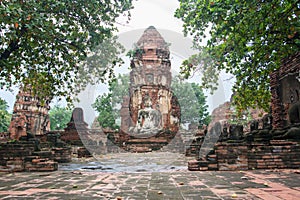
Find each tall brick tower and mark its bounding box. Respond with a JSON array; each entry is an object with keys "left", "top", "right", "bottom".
[
  {"left": 9, "top": 86, "right": 50, "bottom": 140},
  {"left": 121, "top": 26, "right": 180, "bottom": 135}
]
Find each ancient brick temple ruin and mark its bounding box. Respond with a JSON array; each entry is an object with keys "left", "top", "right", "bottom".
[
  {"left": 109, "top": 26, "right": 181, "bottom": 152},
  {"left": 188, "top": 53, "right": 300, "bottom": 171},
  {"left": 124, "top": 26, "right": 180, "bottom": 134},
  {"left": 0, "top": 86, "right": 73, "bottom": 172},
  {"left": 9, "top": 85, "right": 50, "bottom": 140},
  {"left": 270, "top": 52, "right": 300, "bottom": 129}
]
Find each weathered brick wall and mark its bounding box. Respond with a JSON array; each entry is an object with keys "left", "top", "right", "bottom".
[
  {"left": 248, "top": 140, "right": 300, "bottom": 169},
  {"left": 188, "top": 139, "right": 300, "bottom": 171},
  {"left": 0, "top": 141, "right": 58, "bottom": 172},
  {"left": 270, "top": 52, "right": 300, "bottom": 129},
  {"left": 105, "top": 130, "right": 172, "bottom": 153},
  {"left": 60, "top": 130, "right": 82, "bottom": 145},
  {"left": 216, "top": 143, "right": 248, "bottom": 171},
  {"left": 9, "top": 85, "right": 50, "bottom": 139},
  {"left": 52, "top": 147, "right": 72, "bottom": 163}
]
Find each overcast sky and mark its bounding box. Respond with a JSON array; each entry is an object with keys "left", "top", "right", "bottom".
[{"left": 117, "top": 0, "right": 183, "bottom": 33}]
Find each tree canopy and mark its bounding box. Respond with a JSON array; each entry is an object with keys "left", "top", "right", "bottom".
[
  {"left": 108, "top": 73, "right": 130, "bottom": 111},
  {"left": 92, "top": 74, "right": 129, "bottom": 130},
  {"left": 175, "top": 0, "right": 300, "bottom": 112},
  {"left": 0, "top": 0, "right": 133, "bottom": 101},
  {"left": 0, "top": 98, "right": 11, "bottom": 132},
  {"left": 49, "top": 105, "right": 72, "bottom": 130},
  {"left": 92, "top": 93, "right": 119, "bottom": 130},
  {"left": 172, "top": 77, "right": 210, "bottom": 126}
]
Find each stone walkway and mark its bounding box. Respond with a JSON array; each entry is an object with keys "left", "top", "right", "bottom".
[{"left": 0, "top": 153, "right": 300, "bottom": 199}]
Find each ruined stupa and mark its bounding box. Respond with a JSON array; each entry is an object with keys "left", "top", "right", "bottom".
[
  {"left": 9, "top": 86, "right": 50, "bottom": 140},
  {"left": 121, "top": 26, "right": 180, "bottom": 137}
]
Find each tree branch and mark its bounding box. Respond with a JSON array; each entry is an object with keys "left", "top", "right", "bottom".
[
  {"left": 0, "top": 40, "right": 20, "bottom": 61},
  {"left": 0, "top": 27, "right": 27, "bottom": 61}
]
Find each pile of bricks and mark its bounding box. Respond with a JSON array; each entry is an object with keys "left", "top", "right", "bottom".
[
  {"left": 188, "top": 154, "right": 218, "bottom": 171},
  {"left": 77, "top": 147, "right": 92, "bottom": 158},
  {"left": 52, "top": 147, "right": 72, "bottom": 163},
  {"left": 188, "top": 160, "right": 204, "bottom": 171},
  {"left": 24, "top": 156, "right": 58, "bottom": 172},
  {"left": 0, "top": 141, "right": 58, "bottom": 172}
]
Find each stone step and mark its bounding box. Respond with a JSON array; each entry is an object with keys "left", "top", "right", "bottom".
[
  {"left": 33, "top": 151, "right": 53, "bottom": 159},
  {"left": 126, "top": 138, "right": 168, "bottom": 144},
  {"left": 25, "top": 160, "right": 58, "bottom": 172},
  {"left": 24, "top": 154, "right": 58, "bottom": 172}
]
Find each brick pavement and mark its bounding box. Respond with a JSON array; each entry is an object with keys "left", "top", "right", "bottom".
[{"left": 0, "top": 153, "right": 299, "bottom": 199}]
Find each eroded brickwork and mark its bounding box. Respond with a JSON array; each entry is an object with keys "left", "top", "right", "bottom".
[
  {"left": 188, "top": 140, "right": 300, "bottom": 171},
  {"left": 121, "top": 26, "right": 180, "bottom": 134},
  {"left": 270, "top": 52, "right": 300, "bottom": 128},
  {"left": 0, "top": 141, "right": 58, "bottom": 172},
  {"left": 9, "top": 86, "right": 50, "bottom": 140},
  {"left": 108, "top": 26, "right": 181, "bottom": 152},
  {"left": 61, "top": 107, "right": 87, "bottom": 145}
]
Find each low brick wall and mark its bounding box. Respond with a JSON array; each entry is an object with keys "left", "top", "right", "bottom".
[
  {"left": 216, "top": 143, "right": 248, "bottom": 171},
  {"left": 77, "top": 147, "right": 92, "bottom": 158},
  {"left": 0, "top": 141, "right": 35, "bottom": 172},
  {"left": 52, "top": 147, "right": 72, "bottom": 163},
  {"left": 248, "top": 140, "right": 300, "bottom": 169},
  {"left": 0, "top": 140, "right": 72, "bottom": 172},
  {"left": 0, "top": 141, "right": 58, "bottom": 172},
  {"left": 188, "top": 140, "right": 300, "bottom": 171},
  {"left": 24, "top": 156, "right": 58, "bottom": 172}
]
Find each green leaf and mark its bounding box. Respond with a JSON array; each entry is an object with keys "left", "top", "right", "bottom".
[{"left": 175, "top": 0, "right": 300, "bottom": 112}]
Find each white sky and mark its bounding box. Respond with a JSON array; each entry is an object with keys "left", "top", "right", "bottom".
[
  {"left": 0, "top": 0, "right": 233, "bottom": 125},
  {"left": 116, "top": 0, "right": 183, "bottom": 33}
]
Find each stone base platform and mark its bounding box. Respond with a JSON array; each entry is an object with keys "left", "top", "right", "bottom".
[{"left": 106, "top": 130, "right": 177, "bottom": 153}]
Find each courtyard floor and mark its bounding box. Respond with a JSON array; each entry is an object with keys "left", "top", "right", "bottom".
[{"left": 0, "top": 152, "right": 300, "bottom": 199}]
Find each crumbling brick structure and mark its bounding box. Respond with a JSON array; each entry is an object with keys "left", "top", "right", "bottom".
[
  {"left": 187, "top": 53, "right": 300, "bottom": 171},
  {"left": 61, "top": 107, "right": 88, "bottom": 144},
  {"left": 270, "top": 52, "right": 300, "bottom": 129},
  {"left": 103, "top": 26, "right": 181, "bottom": 152},
  {"left": 121, "top": 26, "right": 180, "bottom": 134},
  {"left": 9, "top": 86, "right": 50, "bottom": 140},
  {"left": 188, "top": 139, "right": 300, "bottom": 171}
]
